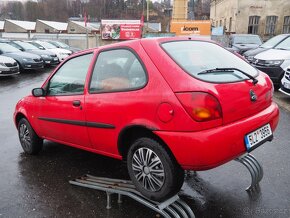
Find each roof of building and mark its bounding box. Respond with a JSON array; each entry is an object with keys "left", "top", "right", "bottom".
[
  {"left": 37, "top": 20, "right": 68, "bottom": 31},
  {"left": 5, "top": 19, "right": 36, "bottom": 30},
  {"left": 70, "top": 21, "right": 100, "bottom": 31}
]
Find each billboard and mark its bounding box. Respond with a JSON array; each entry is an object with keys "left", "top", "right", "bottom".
[
  {"left": 101, "top": 20, "right": 142, "bottom": 40},
  {"left": 170, "top": 20, "right": 211, "bottom": 36}
]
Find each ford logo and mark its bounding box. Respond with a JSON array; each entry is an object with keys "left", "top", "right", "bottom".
[{"left": 250, "top": 90, "right": 257, "bottom": 102}]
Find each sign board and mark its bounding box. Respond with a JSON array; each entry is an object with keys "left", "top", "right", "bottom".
[
  {"left": 170, "top": 20, "right": 211, "bottom": 36},
  {"left": 101, "top": 20, "right": 142, "bottom": 40},
  {"left": 212, "top": 26, "right": 224, "bottom": 36}
]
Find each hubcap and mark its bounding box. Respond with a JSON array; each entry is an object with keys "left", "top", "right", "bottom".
[
  {"left": 19, "top": 124, "right": 31, "bottom": 151},
  {"left": 132, "top": 147, "right": 165, "bottom": 192}
]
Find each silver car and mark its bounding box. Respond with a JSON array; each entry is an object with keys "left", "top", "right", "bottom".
[{"left": 0, "top": 55, "right": 20, "bottom": 76}]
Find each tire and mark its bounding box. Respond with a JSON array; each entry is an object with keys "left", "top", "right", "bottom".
[
  {"left": 127, "top": 137, "right": 184, "bottom": 201},
  {"left": 18, "top": 118, "right": 43, "bottom": 155}
]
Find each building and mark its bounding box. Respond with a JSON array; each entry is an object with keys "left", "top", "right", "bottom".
[
  {"left": 35, "top": 20, "right": 68, "bottom": 33},
  {"left": 67, "top": 21, "right": 99, "bottom": 34},
  {"left": 210, "top": 0, "right": 290, "bottom": 39},
  {"left": 4, "top": 19, "right": 36, "bottom": 33}
]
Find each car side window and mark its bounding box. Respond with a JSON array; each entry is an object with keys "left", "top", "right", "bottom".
[
  {"left": 89, "top": 49, "right": 147, "bottom": 93},
  {"left": 47, "top": 53, "right": 93, "bottom": 96}
]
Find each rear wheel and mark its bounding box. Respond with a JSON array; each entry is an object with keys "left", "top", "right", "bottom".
[
  {"left": 127, "top": 137, "right": 184, "bottom": 201},
  {"left": 18, "top": 118, "right": 43, "bottom": 155}
]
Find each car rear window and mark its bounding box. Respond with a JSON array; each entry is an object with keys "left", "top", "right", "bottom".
[{"left": 161, "top": 41, "right": 259, "bottom": 83}]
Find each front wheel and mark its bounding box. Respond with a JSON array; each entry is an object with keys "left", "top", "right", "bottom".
[
  {"left": 127, "top": 137, "right": 184, "bottom": 201},
  {"left": 18, "top": 118, "right": 43, "bottom": 155}
]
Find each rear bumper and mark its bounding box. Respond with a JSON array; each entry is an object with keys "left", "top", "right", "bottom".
[{"left": 154, "top": 102, "right": 279, "bottom": 171}]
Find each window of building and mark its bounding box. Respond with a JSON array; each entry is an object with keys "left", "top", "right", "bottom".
[
  {"left": 283, "top": 16, "right": 290, "bottom": 34},
  {"left": 216, "top": 21, "right": 218, "bottom": 27},
  {"left": 224, "top": 18, "right": 227, "bottom": 30},
  {"left": 220, "top": 20, "right": 222, "bottom": 26},
  {"left": 229, "top": 17, "right": 232, "bottom": 32},
  {"left": 248, "top": 16, "right": 260, "bottom": 34},
  {"left": 265, "top": 16, "right": 278, "bottom": 35}
]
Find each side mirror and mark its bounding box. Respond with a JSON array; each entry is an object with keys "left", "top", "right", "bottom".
[
  {"left": 32, "top": 88, "right": 45, "bottom": 97},
  {"left": 40, "top": 46, "right": 45, "bottom": 50},
  {"left": 20, "top": 48, "right": 24, "bottom": 51}
]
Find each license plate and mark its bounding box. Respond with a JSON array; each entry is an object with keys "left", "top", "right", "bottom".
[
  {"left": 283, "top": 81, "right": 290, "bottom": 89},
  {"left": 244, "top": 124, "right": 272, "bottom": 151},
  {"left": 54, "top": 57, "right": 58, "bottom": 61}
]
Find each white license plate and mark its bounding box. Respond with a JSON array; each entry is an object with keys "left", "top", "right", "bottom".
[
  {"left": 283, "top": 81, "right": 290, "bottom": 89},
  {"left": 244, "top": 124, "right": 272, "bottom": 150},
  {"left": 54, "top": 57, "right": 58, "bottom": 61}
]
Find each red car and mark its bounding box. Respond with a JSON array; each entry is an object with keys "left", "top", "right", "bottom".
[{"left": 14, "top": 37, "right": 279, "bottom": 201}]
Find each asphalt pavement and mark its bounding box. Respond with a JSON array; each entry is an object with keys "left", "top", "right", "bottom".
[{"left": 1, "top": 69, "right": 290, "bottom": 218}]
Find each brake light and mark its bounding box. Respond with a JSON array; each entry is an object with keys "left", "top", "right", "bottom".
[{"left": 176, "top": 92, "right": 222, "bottom": 122}]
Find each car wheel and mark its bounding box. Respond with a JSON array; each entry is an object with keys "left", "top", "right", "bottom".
[
  {"left": 127, "top": 137, "right": 184, "bottom": 201},
  {"left": 18, "top": 118, "right": 43, "bottom": 155}
]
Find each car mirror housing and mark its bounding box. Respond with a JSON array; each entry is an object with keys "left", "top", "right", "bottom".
[{"left": 32, "top": 88, "right": 45, "bottom": 97}]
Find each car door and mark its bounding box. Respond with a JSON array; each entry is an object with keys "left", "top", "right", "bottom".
[
  {"left": 34, "top": 52, "right": 94, "bottom": 148},
  {"left": 85, "top": 48, "right": 147, "bottom": 156}
]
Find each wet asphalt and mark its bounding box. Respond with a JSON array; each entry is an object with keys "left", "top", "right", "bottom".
[{"left": 0, "top": 68, "right": 290, "bottom": 218}]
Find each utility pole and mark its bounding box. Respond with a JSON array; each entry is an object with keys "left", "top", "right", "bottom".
[{"left": 147, "top": 0, "right": 150, "bottom": 29}]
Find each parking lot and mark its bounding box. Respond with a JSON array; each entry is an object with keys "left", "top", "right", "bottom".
[{"left": 1, "top": 68, "right": 290, "bottom": 218}]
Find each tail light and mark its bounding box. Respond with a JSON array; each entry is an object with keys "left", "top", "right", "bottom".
[{"left": 176, "top": 92, "right": 222, "bottom": 122}]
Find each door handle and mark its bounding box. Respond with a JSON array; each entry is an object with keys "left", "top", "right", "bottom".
[{"left": 72, "top": 100, "right": 81, "bottom": 107}]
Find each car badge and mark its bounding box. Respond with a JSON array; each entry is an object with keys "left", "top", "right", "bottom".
[{"left": 250, "top": 90, "right": 257, "bottom": 102}]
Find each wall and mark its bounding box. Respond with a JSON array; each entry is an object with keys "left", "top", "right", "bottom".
[{"left": 4, "top": 21, "right": 27, "bottom": 33}]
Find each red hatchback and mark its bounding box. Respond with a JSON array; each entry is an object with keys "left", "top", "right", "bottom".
[{"left": 14, "top": 37, "right": 279, "bottom": 201}]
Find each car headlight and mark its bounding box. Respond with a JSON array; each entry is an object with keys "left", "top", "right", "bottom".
[
  {"left": 264, "top": 60, "right": 284, "bottom": 66},
  {"left": 246, "top": 56, "right": 254, "bottom": 61},
  {"left": 22, "top": 58, "right": 33, "bottom": 62},
  {"left": 41, "top": 54, "right": 49, "bottom": 58}
]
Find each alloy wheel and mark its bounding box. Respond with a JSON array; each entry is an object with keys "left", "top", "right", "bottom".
[{"left": 19, "top": 123, "right": 31, "bottom": 151}]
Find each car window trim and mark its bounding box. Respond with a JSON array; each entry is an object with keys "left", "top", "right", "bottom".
[{"left": 88, "top": 46, "right": 148, "bottom": 94}]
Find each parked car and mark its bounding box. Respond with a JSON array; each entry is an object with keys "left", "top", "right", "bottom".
[
  {"left": 45, "top": 40, "right": 81, "bottom": 53},
  {"left": 228, "top": 34, "right": 263, "bottom": 55},
  {"left": 14, "top": 38, "right": 279, "bottom": 201},
  {"left": 8, "top": 40, "right": 59, "bottom": 66},
  {"left": 279, "top": 66, "right": 290, "bottom": 96},
  {"left": 251, "top": 36, "right": 290, "bottom": 87},
  {"left": 0, "top": 55, "right": 20, "bottom": 76},
  {"left": 0, "top": 42, "right": 44, "bottom": 71},
  {"left": 28, "top": 40, "right": 72, "bottom": 62},
  {"left": 244, "top": 34, "right": 290, "bottom": 63}
]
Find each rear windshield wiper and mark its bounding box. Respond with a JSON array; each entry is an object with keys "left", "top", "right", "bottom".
[{"left": 198, "top": 68, "right": 258, "bottom": 85}]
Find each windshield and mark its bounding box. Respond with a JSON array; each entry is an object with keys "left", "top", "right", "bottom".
[
  {"left": 161, "top": 41, "right": 258, "bottom": 83},
  {"left": 275, "top": 37, "right": 290, "bottom": 50},
  {"left": 0, "top": 43, "right": 21, "bottom": 53},
  {"left": 53, "top": 41, "right": 69, "bottom": 48},
  {"left": 36, "top": 41, "right": 57, "bottom": 49},
  {"left": 233, "top": 35, "right": 262, "bottom": 45},
  {"left": 261, "top": 35, "right": 288, "bottom": 48},
  {"left": 15, "top": 41, "right": 39, "bottom": 50}
]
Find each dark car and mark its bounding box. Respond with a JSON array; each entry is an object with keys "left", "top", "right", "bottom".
[
  {"left": 7, "top": 40, "right": 59, "bottom": 66},
  {"left": 244, "top": 34, "right": 290, "bottom": 63},
  {"left": 0, "top": 42, "right": 44, "bottom": 71},
  {"left": 46, "top": 40, "right": 81, "bottom": 53},
  {"left": 228, "top": 34, "right": 263, "bottom": 55},
  {"left": 14, "top": 37, "right": 279, "bottom": 201}
]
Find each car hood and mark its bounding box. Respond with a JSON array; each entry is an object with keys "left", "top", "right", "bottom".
[
  {"left": 0, "top": 55, "right": 16, "bottom": 64},
  {"left": 233, "top": 44, "right": 260, "bottom": 51},
  {"left": 243, "top": 47, "right": 268, "bottom": 56},
  {"left": 254, "top": 49, "right": 290, "bottom": 60},
  {"left": 27, "top": 49, "right": 55, "bottom": 56},
  {"left": 47, "top": 48, "right": 71, "bottom": 54},
  {"left": 3, "top": 51, "right": 41, "bottom": 60}
]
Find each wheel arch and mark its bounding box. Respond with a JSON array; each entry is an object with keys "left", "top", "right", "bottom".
[
  {"left": 15, "top": 112, "right": 27, "bottom": 127},
  {"left": 117, "top": 125, "right": 178, "bottom": 164}
]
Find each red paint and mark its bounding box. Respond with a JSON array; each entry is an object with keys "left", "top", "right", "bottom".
[{"left": 14, "top": 38, "right": 279, "bottom": 170}]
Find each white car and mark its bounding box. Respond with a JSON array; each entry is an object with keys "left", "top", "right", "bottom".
[
  {"left": 0, "top": 55, "right": 20, "bottom": 76},
  {"left": 28, "top": 40, "right": 72, "bottom": 62},
  {"left": 279, "top": 66, "right": 290, "bottom": 96},
  {"left": 251, "top": 36, "right": 290, "bottom": 87}
]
